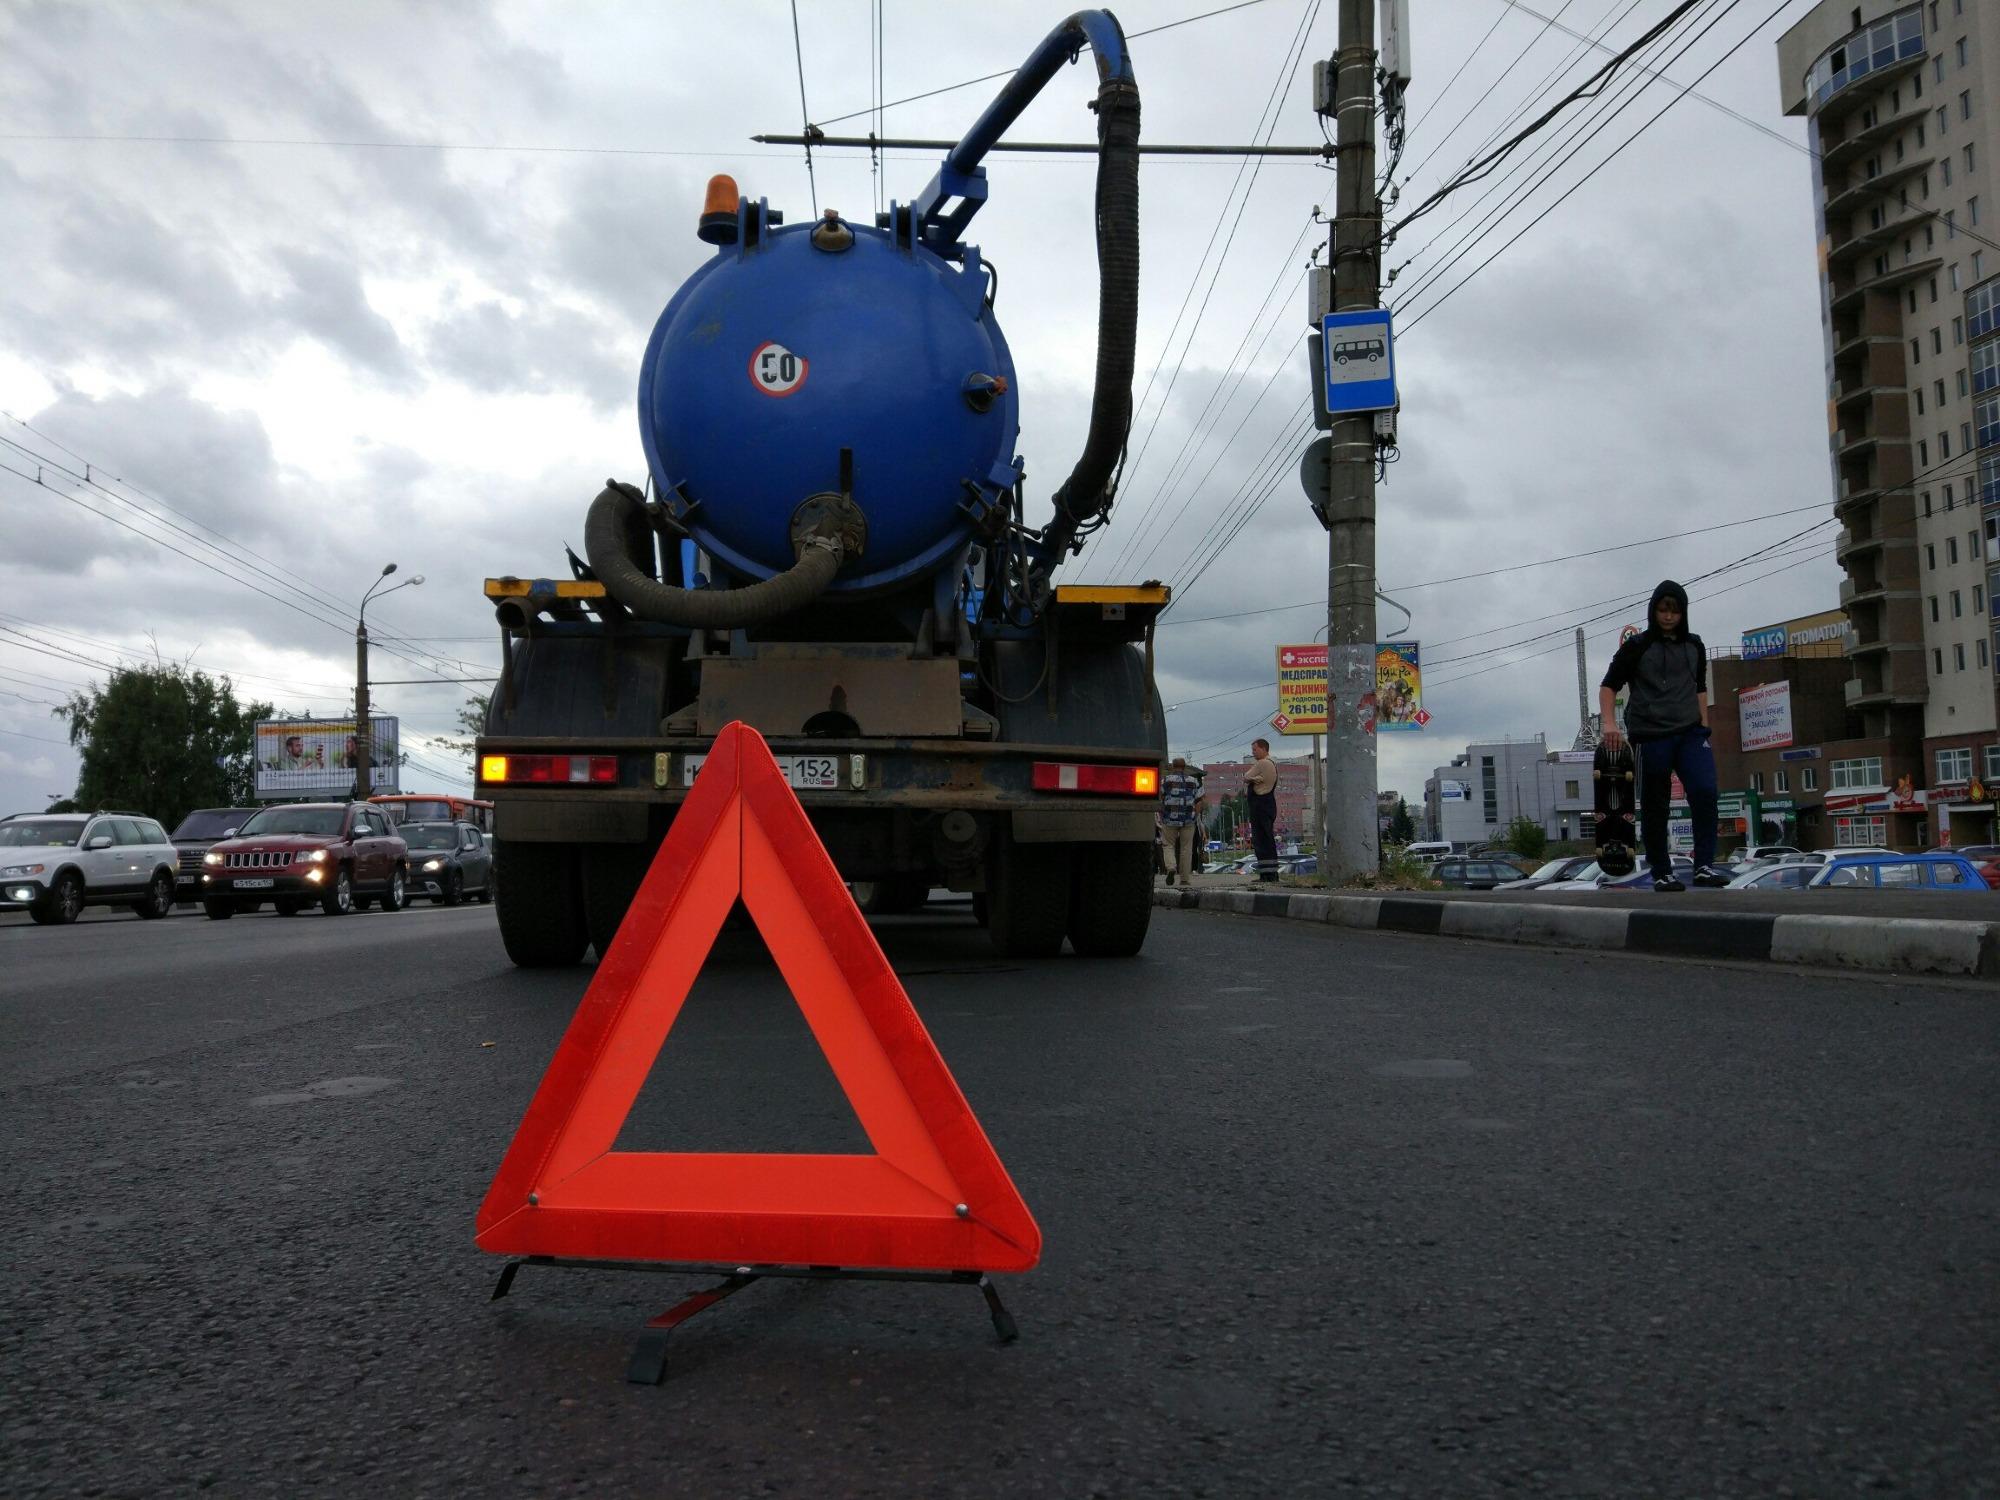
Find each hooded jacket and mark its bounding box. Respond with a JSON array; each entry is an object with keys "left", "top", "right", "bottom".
[{"left": 1601, "top": 580, "right": 1706, "bottom": 742}]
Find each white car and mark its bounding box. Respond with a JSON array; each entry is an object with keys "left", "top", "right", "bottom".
[
  {"left": 0, "top": 811, "right": 181, "bottom": 924},
  {"left": 1725, "top": 862, "right": 1816, "bottom": 891}
]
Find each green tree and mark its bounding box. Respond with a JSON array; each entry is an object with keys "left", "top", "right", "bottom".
[
  {"left": 1389, "top": 797, "right": 1416, "bottom": 844},
  {"left": 58, "top": 664, "right": 273, "bottom": 829},
  {"left": 435, "top": 691, "right": 492, "bottom": 770},
  {"left": 1505, "top": 814, "right": 1548, "bottom": 862}
]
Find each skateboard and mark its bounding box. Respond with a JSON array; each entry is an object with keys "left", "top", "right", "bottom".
[{"left": 1592, "top": 741, "right": 1637, "bottom": 878}]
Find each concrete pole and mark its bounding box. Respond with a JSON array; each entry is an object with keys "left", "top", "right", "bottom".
[
  {"left": 1321, "top": 0, "right": 1379, "bottom": 882},
  {"left": 1311, "top": 732, "right": 1324, "bottom": 851},
  {"left": 354, "top": 621, "right": 371, "bottom": 802}
]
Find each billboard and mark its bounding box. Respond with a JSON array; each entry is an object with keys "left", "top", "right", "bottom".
[
  {"left": 1376, "top": 641, "right": 1424, "bottom": 729},
  {"left": 1743, "top": 609, "right": 1849, "bottom": 659},
  {"left": 254, "top": 718, "right": 399, "bottom": 799},
  {"left": 1738, "top": 681, "right": 1795, "bottom": 752},
  {"left": 1439, "top": 780, "right": 1467, "bottom": 801},
  {"left": 1274, "top": 644, "right": 1328, "bottom": 735}
]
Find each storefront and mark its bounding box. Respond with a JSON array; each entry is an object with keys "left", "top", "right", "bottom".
[
  {"left": 1930, "top": 780, "right": 1996, "bottom": 848},
  {"left": 1823, "top": 782, "right": 1929, "bottom": 851}
]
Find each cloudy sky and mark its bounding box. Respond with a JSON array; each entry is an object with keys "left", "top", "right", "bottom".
[{"left": 0, "top": 0, "right": 1832, "bottom": 817}]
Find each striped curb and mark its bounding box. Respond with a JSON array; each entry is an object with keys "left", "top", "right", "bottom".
[{"left": 1153, "top": 886, "right": 2000, "bottom": 980}]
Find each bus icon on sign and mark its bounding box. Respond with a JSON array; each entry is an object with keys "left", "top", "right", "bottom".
[{"left": 1330, "top": 338, "right": 1384, "bottom": 365}]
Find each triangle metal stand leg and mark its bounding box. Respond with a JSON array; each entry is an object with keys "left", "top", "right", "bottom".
[{"left": 488, "top": 1257, "right": 1022, "bottom": 1384}]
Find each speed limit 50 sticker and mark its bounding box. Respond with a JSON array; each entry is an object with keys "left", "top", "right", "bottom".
[{"left": 749, "top": 341, "right": 808, "bottom": 397}]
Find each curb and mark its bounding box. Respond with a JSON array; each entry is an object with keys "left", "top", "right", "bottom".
[{"left": 1153, "top": 887, "right": 2000, "bottom": 980}]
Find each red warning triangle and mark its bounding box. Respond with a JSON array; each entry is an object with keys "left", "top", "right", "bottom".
[{"left": 475, "top": 721, "right": 1041, "bottom": 1273}]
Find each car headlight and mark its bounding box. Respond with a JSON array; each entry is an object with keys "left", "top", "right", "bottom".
[
  {"left": 203, "top": 851, "right": 224, "bottom": 866},
  {"left": 307, "top": 849, "right": 329, "bottom": 863},
  {"left": 0, "top": 863, "right": 45, "bottom": 878},
  {"left": 422, "top": 858, "right": 443, "bottom": 872}
]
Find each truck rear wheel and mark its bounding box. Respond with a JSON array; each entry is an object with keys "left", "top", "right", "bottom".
[
  {"left": 1067, "top": 841, "right": 1153, "bottom": 958},
  {"left": 583, "top": 844, "right": 652, "bottom": 960},
  {"left": 495, "top": 840, "right": 588, "bottom": 966},
  {"left": 987, "top": 833, "right": 1072, "bottom": 959}
]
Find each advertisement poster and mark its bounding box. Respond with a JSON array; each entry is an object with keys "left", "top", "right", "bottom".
[
  {"left": 1738, "top": 681, "right": 1795, "bottom": 752},
  {"left": 1273, "top": 644, "right": 1328, "bottom": 735},
  {"left": 254, "top": 718, "right": 399, "bottom": 799},
  {"left": 1375, "top": 641, "right": 1424, "bottom": 729}
]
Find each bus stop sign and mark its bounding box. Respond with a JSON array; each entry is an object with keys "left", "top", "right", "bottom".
[{"left": 1320, "top": 308, "right": 1396, "bottom": 415}]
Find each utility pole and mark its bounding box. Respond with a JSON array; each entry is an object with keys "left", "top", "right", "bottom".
[
  {"left": 355, "top": 619, "right": 372, "bottom": 802},
  {"left": 1320, "top": 0, "right": 1381, "bottom": 882}
]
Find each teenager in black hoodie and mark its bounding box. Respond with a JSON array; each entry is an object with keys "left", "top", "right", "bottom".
[{"left": 1597, "top": 581, "right": 1727, "bottom": 890}]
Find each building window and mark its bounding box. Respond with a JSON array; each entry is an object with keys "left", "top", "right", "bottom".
[
  {"left": 1975, "top": 338, "right": 2000, "bottom": 390},
  {"left": 1931, "top": 595, "right": 1941, "bottom": 622},
  {"left": 1935, "top": 328, "right": 1946, "bottom": 355},
  {"left": 1978, "top": 252, "right": 1987, "bottom": 279},
  {"left": 1954, "top": 310, "right": 1965, "bottom": 339},
  {"left": 1966, "top": 421, "right": 1975, "bottom": 451},
  {"left": 1968, "top": 142, "right": 1977, "bottom": 173},
  {"left": 1912, "top": 337, "right": 1923, "bottom": 364},
  {"left": 1956, "top": 643, "right": 1967, "bottom": 670},
  {"left": 1910, "top": 286, "right": 1921, "bottom": 314},
  {"left": 1928, "top": 543, "right": 1938, "bottom": 569},
  {"left": 1921, "top": 439, "right": 1931, "bottom": 465},
  {"left": 1930, "top": 276, "right": 1939, "bottom": 302},
  {"left": 1834, "top": 815, "right": 1887, "bottom": 847},
  {"left": 1803, "top": 767, "right": 1819, "bottom": 791},
  {"left": 1750, "top": 771, "right": 1764, "bottom": 793},
  {"left": 1974, "top": 196, "right": 1983, "bottom": 227},
  {"left": 1926, "top": 490, "right": 1935, "bottom": 516},
  {"left": 1564, "top": 779, "right": 1580, "bottom": 799},
  {"left": 1942, "top": 430, "right": 1952, "bottom": 458},
  {"left": 1937, "top": 376, "right": 1949, "bottom": 405},
  {"left": 1986, "top": 745, "right": 2000, "bottom": 781},
  {"left": 1947, "top": 209, "right": 1957, "bottom": 237},
  {"left": 1949, "top": 536, "right": 1960, "bottom": 563},
  {"left": 1961, "top": 91, "right": 1972, "bottom": 122},
  {"left": 1937, "top": 747, "right": 1973, "bottom": 781},
  {"left": 1918, "top": 388, "right": 1927, "bottom": 416},
  {"left": 1982, "top": 639, "right": 1991, "bottom": 669},
  {"left": 1985, "top": 452, "right": 2000, "bottom": 504},
  {"left": 1940, "top": 105, "right": 1950, "bottom": 134},
  {"left": 1832, "top": 757, "right": 1884, "bottom": 790},
  {"left": 1977, "top": 585, "right": 1986, "bottom": 613},
  {"left": 1974, "top": 528, "right": 1983, "bottom": 559},
  {"left": 1952, "top": 589, "right": 1963, "bottom": 617},
  {"left": 1775, "top": 770, "right": 1790, "bottom": 794},
  {"left": 1978, "top": 395, "right": 2000, "bottom": 446},
  {"left": 1957, "top": 37, "right": 1968, "bottom": 66},
  {"left": 1935, "top": 646, "right": 1946, "bottom": 673},
  {"left": 1945, "top": 157, "right": 1955, "bottom": 187}
]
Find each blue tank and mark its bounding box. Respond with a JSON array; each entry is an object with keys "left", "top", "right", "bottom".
[{"left": 638, "top": 199, "right": 1020, "bottom": 597}]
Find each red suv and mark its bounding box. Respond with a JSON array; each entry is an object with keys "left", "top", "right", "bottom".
[{"left": 199, "top": 802, "right": 409, "bottom": 918}]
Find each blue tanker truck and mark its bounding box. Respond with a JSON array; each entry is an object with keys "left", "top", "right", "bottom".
[{"left": 476, "top": 12, "right": 1166, "bottom": 964}]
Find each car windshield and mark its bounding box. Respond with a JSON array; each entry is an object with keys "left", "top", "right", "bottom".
[
  {"left": 381, "top": 800, "right": 452, "bottom": 823},
  {"left": 1526, "top": 859, "right": 1570, "bottom": 879},
  {"left": 172, "top": 809, "right": 248, "bottom": 840},
  {"left": 0, "top": 818, "right": 82, "bottom": 847},
  {"left": 235, "top": 807, "right": 344, "bottom": 837},
  {"left": 402, "top": 826, "right": 458, "bottom": 851}
]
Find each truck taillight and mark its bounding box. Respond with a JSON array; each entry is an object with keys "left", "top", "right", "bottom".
[
  {"left": 1031, "top": 761, "right": 1159, "bottom": 796},
  {"left": 480, "top": 755, "right": 619, "bottom": 786}
]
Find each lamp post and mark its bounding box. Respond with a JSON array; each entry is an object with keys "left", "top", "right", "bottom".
[{"left": 355, "top": 563, "right": 424, "bottom": 801}]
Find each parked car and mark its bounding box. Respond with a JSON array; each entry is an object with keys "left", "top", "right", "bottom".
[
  {"left": 1725, "top": 844, "right": 1802, "bottom": 863},
  {"left": 399, "top": 820, "right": 495, "bottom": 905},
  {"left": 1724, "top": 862, "right": 1817, "bottom": 891},
  {"left": 199, "top": 802, "right": 409, "bottom": 918},
  {"left": 1807, "top": 852, "right": 1993, "bottom": 890},
  {"left": 168, "top": 806, "right": 262, "bottom": 897},
  {"left": 0, "top": 810, "right": 180, "bottom": 924},
  {"left": 1494, "top": 855, "right": 1597, "bottom": 891},
  {"left": 1431, "top": 856, "right": 1531, "bottom": 890},
  {"left": 1539, "top": 853, "right": 1695, "bottom": 892},
  {"left": 1400, "top": 841, "right": 1453, "bottom": 862}
]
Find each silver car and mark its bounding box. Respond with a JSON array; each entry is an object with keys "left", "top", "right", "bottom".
[{"left": 0, "top": 811, "right": 180, "bottom": 924}]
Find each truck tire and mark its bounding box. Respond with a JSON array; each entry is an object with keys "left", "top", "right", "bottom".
[
  {"left": 1067, "top": 841, "right": 1153, "bottom": 957},
  {"left": 987, "top": 833, "right": 1072, "bottom": 959},
  {"left": 583, "top": 844, "right": 652, "bottom": 959},
  {"left": 495, "top": 839, "right": 588, "bottom": 967}
]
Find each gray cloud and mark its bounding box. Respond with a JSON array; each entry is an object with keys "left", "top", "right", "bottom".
[{"left": 424, "top": 298, "right": 630, "bottom": 410}]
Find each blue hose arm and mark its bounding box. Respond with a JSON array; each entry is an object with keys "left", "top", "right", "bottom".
[{"left": 909, "top": 11, "right": 1134, "bottom": 253}]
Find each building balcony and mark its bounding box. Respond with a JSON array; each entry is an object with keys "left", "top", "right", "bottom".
[
  {"left": 1836, "top": 526, "right": 1887, "bottom": 564},
  {"left": 1827, "top": 206, "right": 1939, "bottom": 269},
  {"left": 1832, "top": 380, "right": 1902, "bottom": 411},
  {"left": 1823, "top": 158, "right": 1933, "bottom": 220},
  {"left": 1821, "top": 104, "right": 1930, "bottom": 174},
  {"left": 1811, "top": 50, "right": 1927, "bottom": 127},
  {"left": 1829, "top": 255, "right": 1944, "bottom": 316}
]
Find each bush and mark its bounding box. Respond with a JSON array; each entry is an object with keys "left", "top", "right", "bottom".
[{"left": 1505, "top": 816, "right": 1548, "bottom": 862}]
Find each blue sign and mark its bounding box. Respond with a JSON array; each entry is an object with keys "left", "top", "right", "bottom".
[
  {"left": 1320, "top": 308, "right": 1397, "bottom": 415},
  {"left": 1779, "top": 747, "right": 1822, "bottom": 761},
  {"left": 1743, "top": 625, "right": 1788, "bottom": 660}
]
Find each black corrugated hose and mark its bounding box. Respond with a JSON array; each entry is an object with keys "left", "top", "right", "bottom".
[
  {"left": 585, "top": 479, "right": 845, "bottom": 628},
  {"left": 1048, "top": 71, "right": 1141, "bottom": 550}
]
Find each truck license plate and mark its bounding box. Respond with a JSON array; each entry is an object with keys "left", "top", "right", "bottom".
[
  {"left": 681, "top": 754, "right": 840, "bottom": 789},
  {"left": 236, "top": 877, "right": 275, "bottom": 889}
]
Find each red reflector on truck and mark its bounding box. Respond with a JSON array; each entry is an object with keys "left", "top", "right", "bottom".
[
  {"left": 480, "top": 754, "right": 618, "bottom": 786},
  {"left": 1030, "top": 761, "right": 1159, "bottom": 795}
]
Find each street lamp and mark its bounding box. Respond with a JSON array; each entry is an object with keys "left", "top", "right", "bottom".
[{"left": 355, "top": 563, "right": 424, "bottom": 800}]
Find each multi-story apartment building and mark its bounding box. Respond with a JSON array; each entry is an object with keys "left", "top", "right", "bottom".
[{"left": 1777, "top": 0, "right": 2000, "bottom": 835}]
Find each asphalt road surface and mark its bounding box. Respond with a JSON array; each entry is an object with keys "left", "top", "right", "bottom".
[{"left": 2, "top": 899, "right": 1995, "bottom": 1496}]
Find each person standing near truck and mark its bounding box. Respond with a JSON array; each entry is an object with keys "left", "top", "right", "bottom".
[
  {"left": 1598, "top": 580, "right": 1727, "bottom": 891},
  {"left": 1158, "top": 756, "right": 1205, "bottom": 886},
  {"left": 1244, "top": 738, "right": 1280, "bottom": 884}
]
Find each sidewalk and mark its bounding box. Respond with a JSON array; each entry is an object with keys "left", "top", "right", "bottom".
[{"left": 1154, "top": 870, "right": 2000, "bottom": 980}]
